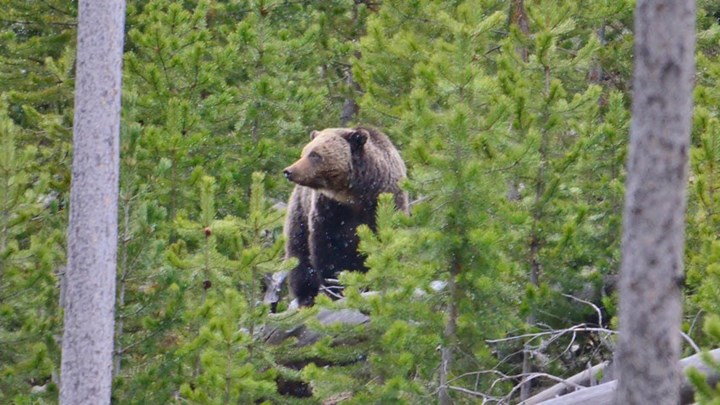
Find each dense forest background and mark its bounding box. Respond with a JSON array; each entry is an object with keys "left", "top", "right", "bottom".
[{"left": 3, "top": 0, "right": 720, "bottom": 403}]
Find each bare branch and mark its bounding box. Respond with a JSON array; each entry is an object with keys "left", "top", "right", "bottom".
[
  {"left": 562, "top": 294, "right": 603, "bottom": 327},
  {"left": 486, "top": 325, "right": 617, "bottom": 345}
]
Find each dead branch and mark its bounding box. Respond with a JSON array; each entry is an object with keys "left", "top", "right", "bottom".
[
  {"left": 486, "top": 325, "right": 617, "bottom": 346},
  {"left": 520, "top": 361, "right": 609, "bottom": 404}
]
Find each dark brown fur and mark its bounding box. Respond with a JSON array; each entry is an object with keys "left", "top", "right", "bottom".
[{"left": 283, "top": 127, "right": 409, "bottom": 306}]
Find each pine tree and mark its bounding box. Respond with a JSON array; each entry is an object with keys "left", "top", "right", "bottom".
[
  {"left": 113, "top": 172, "right": 290, "bottom": 403},
  {"left": 303, "top": 195, "right": 442, "bottom": 403},
  {"left": 0, "top": 0, "right": 76, "bottom": 198},
  {"left": 614, "top": 0, "right": 695, "bottom": 402},
  {"left": 686, "top": 1, "right": 720, "bottom": 343},
  {"left": 348, "top": 2, "right": 523, "bottom": 401},
  {"left": 0, "top": 98, "right": 63, "bottom": 402},
  {"left": 352, "top": 0, "right": 634, "bottom": 401},
  {"left": 174, "top": 173, "right": 288, "bottom": 403},
  {"left": 0, "top": 0, "right": 77, "bottom": 115},
  {"left": 112, "top": 1, "right": 374, "bottom": 400},
  {"left": 0, "top": 1, "right": 79, "bottom": 402},
  {"left": 7, "top": 0, "right": 707, "bottom": 401},
  {"left": 123, "top": 0, "right": 236, "bottom": 220}
]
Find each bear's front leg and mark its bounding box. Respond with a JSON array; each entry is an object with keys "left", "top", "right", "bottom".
[
  {"left": 288, "top": 264, "right": 321, "bottom": 307},
  {"left": 284, "top": 186, "right": 321, "bottom": 307},
  {"left": 309, "top": 198, "right": 364, "bottom": 288}
]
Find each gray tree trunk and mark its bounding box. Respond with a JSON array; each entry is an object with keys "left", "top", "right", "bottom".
[
  {"left": 614, "top": 0, "right": 695, "bottom": 404},
  {"left": 60, "top": 1, "right": 126, "bottom": 404}
]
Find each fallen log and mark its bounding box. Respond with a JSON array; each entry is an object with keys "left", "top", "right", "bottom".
[
  {"left": 535, "top": 349, "right": 720, "bottom": 404},
  {"left": 521, "top": 361, "right": 610, "bottom": 405}
]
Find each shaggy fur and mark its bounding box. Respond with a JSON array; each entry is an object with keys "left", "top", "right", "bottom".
[{"left": 283, "top": 127, "right": 409, "bottom": 306}]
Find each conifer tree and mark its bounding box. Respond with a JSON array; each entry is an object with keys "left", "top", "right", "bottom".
[
  {"left": 614, "top": 0, "right": 695, "bottom": 401},
  {"left": 0, "top": 98, "right": 63, "bottom": 402},
  {"left": 0, "top": 0, "right": 77, "bottom": 115},
  {"left": 113, "top": 1, "right": 370, "bottom": 400},
  {"left": 494, "top": 3, "right": 613, "bottom": 395},
  {"left": 0, "top": 1, "right": 78, "bottom": 401},
  {"left": 0, "top": 0, "right": 76, "bottom": 196},
  {"left": 113, "top": 172, "right": 290, "bottom": 403},
  {"left": 123, "top": 0, "right": 236, "bottom": 219},
  {"left": 686, "top": 2, "right": 720, "bottom": 344},
  {"left": 112, "top": 115, "right": 172, "bottom": 379},
  {"left": 10, "top": 0, "right": 714, "bottom": 402},
  {"left": 352, "top": 0, "right": 633, "bottom": 401},
  {"left": 172, "top": 173, "right": 281, "bottom": 403},
  {"left": 348, "top": 2, "right": 523, "bottom": 402}
]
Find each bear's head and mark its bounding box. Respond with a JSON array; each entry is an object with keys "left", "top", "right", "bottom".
[{"left": 283, "top": 128, "right": 369, "bottom": 202}]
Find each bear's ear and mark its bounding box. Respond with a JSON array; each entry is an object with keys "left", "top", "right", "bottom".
[
  {"left": 310, "top": 130, "right": 320, "bottom": 139},
  {"left": 343, "top": 129, "right": 368, "bottom": 153}
]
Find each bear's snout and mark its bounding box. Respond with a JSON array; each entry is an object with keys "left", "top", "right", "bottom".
[{"left": 284, "top": 159, "right": 311, "bottom": 184}]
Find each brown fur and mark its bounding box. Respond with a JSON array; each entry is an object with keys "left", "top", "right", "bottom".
[{"left": 283, "top": 127, "right": 409, "bottom": 306}]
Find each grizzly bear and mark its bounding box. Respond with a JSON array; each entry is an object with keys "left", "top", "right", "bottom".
[{"left": 283, "top": 127, "right": 409, "bottom": 306}]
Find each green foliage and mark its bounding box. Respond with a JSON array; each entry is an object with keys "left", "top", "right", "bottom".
[
  {"left": 0, "top": 12, "right": 75, "bottom": 400},
  {"left": 351, "top": 0, "right": 633, "bottom": 400},
  {"left": 0, "top": 0, "right": 76, "bottom": 114},
  {"left": 114, "top": 1, "right": 372, "bottom": 402},
  {"left": 687, "top": 8, "right": 720, "bottom": 348},
  {"left": 491, "top": 1, "right": 629, "bottom": 331},
  {"left": 113, "top": 172, "right": 288, "bottom": 403},
  {"left": 336, "top": 195, "right": 445, "bottom": 402},
  {"left": 123, "top": 0, "right": 238, "bottom": 219},
  {"left": 0, "top": 98, "right": 62, "bottom": 402},
  {"left": 687, "top": 316, "right": 720, "bottom": 404},
  {"left": 5, "top": 0, "right": 720, "bottom": 403}
]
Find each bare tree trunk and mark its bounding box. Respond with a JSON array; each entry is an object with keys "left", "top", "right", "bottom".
[
  {"left": 339, "top": 67, "right": 360, "bottom": 127},
  {"left": 60, "top": 1, "right": 126, "bottom": 404},
  {"left": 505, "top": 0, "right": 529, "bottom": 204},
  {"left": 614, "top": 0, "right": 695, "bottom": 404},
  {"left": 588, "top": 25, "right": 606, "bottom": 84},
  {"left": 509, "top": 0, "right": 529, "bottom": 62},
  {"left": 339, "top": 1, "right": 366, "bottom": 126}
]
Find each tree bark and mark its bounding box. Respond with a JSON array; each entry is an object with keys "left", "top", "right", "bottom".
[
  {"left": 339, "top": 67, "right": 360, "bottom": 127},
  {"left": 614, "top": 0, "right": 695, "bottom": 404},
  {"left": 339, "top": 0, "right": 366, "bottom": 126},
  {"left": 60, "top": 1, "right": 126, "bottom": 404},
  {"left": 509, "top": 0, "right": 530, "bottom": 62}
]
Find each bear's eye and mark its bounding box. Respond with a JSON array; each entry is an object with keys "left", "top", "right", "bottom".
[{"left": 308, "top": 151, "right": 322, "bottom": 161}]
